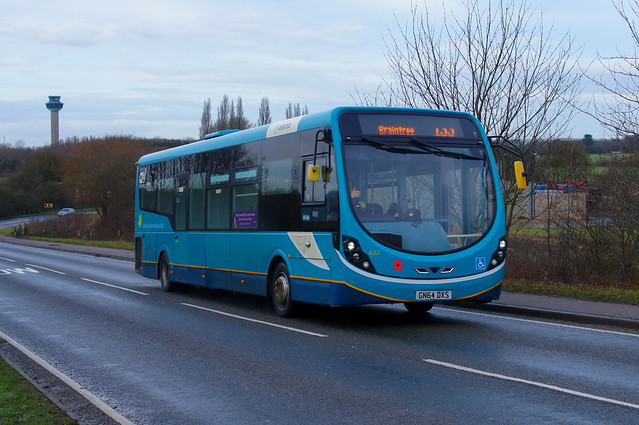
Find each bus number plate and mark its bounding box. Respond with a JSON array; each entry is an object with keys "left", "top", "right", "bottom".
[{"left": 416, "top": 290, "right": 452, "bottom": 300}]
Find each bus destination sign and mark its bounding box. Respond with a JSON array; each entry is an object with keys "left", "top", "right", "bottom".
[{"left": 341, "top": 113, "right": 479, "bottom": 140}]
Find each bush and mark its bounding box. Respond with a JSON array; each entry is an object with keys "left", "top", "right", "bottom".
[{"left": 17, "top": 212, "right": 133, "bottom": 242}]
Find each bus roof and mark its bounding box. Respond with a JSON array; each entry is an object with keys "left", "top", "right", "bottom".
[
  {"left": 138, "top": 108, "right": 337, "bottom": 166},
  {"left": 137, "top": 106, "right": 477, "bottom": 166}
]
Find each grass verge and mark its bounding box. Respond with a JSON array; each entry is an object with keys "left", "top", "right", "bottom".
[
  {"left": 0, "top": 358, "right": 76, "bottom": 425},
  {"left": 17, "top": 236, "right": 133, "bottom": 251},
  {"left": 503, "top": 280, "right": 639, "bottom": 305},
  {"left": 0, "top": 228, "right": 133, "bottom": 251}
]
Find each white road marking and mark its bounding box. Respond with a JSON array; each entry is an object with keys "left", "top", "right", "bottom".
[
  {"left": 26, "top": 264, "right": 66, "bottom": 275},
  {"left": 440, "top": 307, "right": 639, "bottom": 338},
  {"left": 182, "top": 302, "right": 329, "bottom": 338},
  {"left": 423, "top": 358, "right": 639, "bottom": 410},
  {"left": 0, "top": 256, "right": 16, "bottom": 262},
  {"left": 0, "top": 329, "right": 135, "bottom": 425},
  {"left": 81, "top": 278, "right": 149, "bottom": 296}
]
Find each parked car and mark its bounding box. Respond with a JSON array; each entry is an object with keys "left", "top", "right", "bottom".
[{"left": 58, "top": 208, "right": 75, "bottom": 216}]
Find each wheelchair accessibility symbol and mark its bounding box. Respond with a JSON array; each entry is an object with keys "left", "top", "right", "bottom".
[{"left": 475, "top": 257, "right": 487, "bottom": 270}]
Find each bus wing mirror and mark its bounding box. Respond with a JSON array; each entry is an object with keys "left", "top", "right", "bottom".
[
  {"left": 322, "top": 166, "right": 331, "bottom": 182},
  {"left": 307, "top": 164, "right": 320, "bottom": 182},
  {"left": 514, "top": 160, "right": 527, "bottom": 190}
]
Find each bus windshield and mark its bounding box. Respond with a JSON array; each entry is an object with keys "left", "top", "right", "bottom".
[{"left": 341, "top": 115, "right": 496, "bottom": 254}]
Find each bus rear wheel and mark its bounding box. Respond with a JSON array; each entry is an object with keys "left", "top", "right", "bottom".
[
  {"left": 271, "top": 263, "right": 295, "bottom": 317},
  {"left": 159, "top": 254, "right": 176, "bottom": 292},
  {"left": 403, "top": 302, "right": 434, "bottom": 315}
]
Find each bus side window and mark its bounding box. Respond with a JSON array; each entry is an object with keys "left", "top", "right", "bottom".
[
  {"left": 157, "top": 177, "right": 175, "bottom": 216},
  {"left": 303, "top": 156, "right": 327, "bottom": 204},
  {"left": 189, "top": 172, "right": 206, "bottom": 229},
  {"left": 232, "top": 184, "right": 258, "bottom": 228},
  {"left": 207, "top": 187, "right": 231, "bottom": 229},
  {"left": 139, "top": 166, "right": 157, "bottom": 211},
  {"left": 207, "top": 171, "right": 231, "bottom": 229},
  {"left": 301, "top": 154, "right": 338, "bottom": 225},
  {"left": 175, "top": 174, "right": 189, "bottom": 231}
]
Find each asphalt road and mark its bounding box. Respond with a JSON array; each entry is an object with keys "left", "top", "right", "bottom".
[
  {"left": 0, "top": 214, "right": 57, "bottom": 230},
  {"left": 0, "top": 241, "right": 638, "bottom": 425}
]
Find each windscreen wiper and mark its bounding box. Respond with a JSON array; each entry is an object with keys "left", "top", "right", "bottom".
[
  {"left": 358, "top": 137, "right": 414, "bottom": 154},
  {"left": 409, "top": 138, "right": 484, "bottom": 161}
]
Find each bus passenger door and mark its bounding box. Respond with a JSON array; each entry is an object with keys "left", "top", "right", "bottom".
[
  {"left": 169, "top": 174, "right": 190, "bottom": 282},
  {"left": 229, "top": 182, "right": 262, "bottom": 295},
  {"left": 183, "top": 172, "right": 208, "bottom": 288},
  {"left": 205, "top": 185, "right": 232, "bottom": 289}
]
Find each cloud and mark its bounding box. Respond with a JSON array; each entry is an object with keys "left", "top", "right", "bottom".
[{"left": 0, "top": 0, "right": 630, "bottom": 146}]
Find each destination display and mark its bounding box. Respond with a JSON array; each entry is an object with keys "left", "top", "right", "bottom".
[{"left": 340, "top": 113, "right": 480, "bottom": 139}]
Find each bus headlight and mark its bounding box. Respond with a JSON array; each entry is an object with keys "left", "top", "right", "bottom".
[
  {"left": 488, "top": 237, "right": 507, "bottom": 270},
  {"left": 342, "top": 236, "right": 376, "bottom": 273}
]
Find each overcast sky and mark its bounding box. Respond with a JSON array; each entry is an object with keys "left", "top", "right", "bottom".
[{"left": 0, "top": 0, "right": 634, "bottom": 147}]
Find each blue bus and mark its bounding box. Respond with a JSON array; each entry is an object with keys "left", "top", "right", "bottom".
[{"left": 135, "top": 107, "right": 526, "bottom": 316}]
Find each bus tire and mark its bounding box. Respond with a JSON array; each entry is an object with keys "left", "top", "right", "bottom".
[
  {"left": 403, "top": 302, "right": 434, "bottom": 315},
  {"left": 159, "top": 253, "right": 176, "bottom": 292},
  {"left": 271, "top": 262, "right": 295, "bottom": 317}
]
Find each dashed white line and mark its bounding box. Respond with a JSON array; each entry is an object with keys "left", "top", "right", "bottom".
[
  {"left": 0, "top": 256, "right": 16, "bottom": 262},
  {"left": 440, "top": 307, "right": 639, "bottom": 338},
  {"left": 181, "top": 303, "right": 328, "bottom": 338},
  {"left": 26, "top": 264, "right": 66, "bottom": 275},
  {"left": 423, "top": 358, "right": 639, "bottom": 410},
  {"left": 81, "top": 278, "right": 148, "bottom": 296},
  {"left": 0, "top": 329, "right": 135, "bottom": 425}
]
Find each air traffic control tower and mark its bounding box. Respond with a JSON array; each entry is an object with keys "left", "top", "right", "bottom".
[{"left": 45, "top": 95, "right": 64, "bottom": 145}]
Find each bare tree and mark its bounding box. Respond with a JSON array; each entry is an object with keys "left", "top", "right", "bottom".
[
  {"left": 63, "top": 136, "right": 152, "bottom": 239},
  {"left": 370, "top": 0, "right": 581, "bottom": 143},
  {"left": 285, "top": 102, "right": 308, "bottom": 119},
  {"left": 358, "top": 0, "right": 582, "bottom": 232},
  {"left": 212, "top": 95, "right": 252, "bottom": 131},
  {"left": 590, "top": 0, "right": 639, "bottom": 137},
  {"left": 214, "top": 95, "right": 232, "bottom": 131},
  {"left": 231, "top": 96, "right": 251, "bottom": 129},
  {"left": 199, "top": 97, "right": 214, "bottom": 139},
  {"left": 258, "top": 97, "right": 272, "bottom": 125}
]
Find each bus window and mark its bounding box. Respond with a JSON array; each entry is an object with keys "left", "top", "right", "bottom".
[
  {"left": 233, "top": 184, "right": 258, "bottom": 228},
  {"left": 301, "top": 153, "right": 339, "bottom": 227},
  {"left": 262, "top": 158, "right": 293, "bottom": 195},
  {"left": 207, "top": 187, "right": 231, "bottom": 229},
  {"left": 261, "top": 158, "right": 299, "bottom": 230},
  {"left": 189, "top": 172, "right": 206, "bottom": 229},
  {"left": 175, "top": 174, "right": 188, "bottom": 231},
  {"left": 157, "top": 176, "right": 174, "bottom": 215},
  {"left": 139, "top": 166, "right": 157, "bottom": 211},
  {"left": 303, "top": 156, "right": 329, "bottom": 204}
]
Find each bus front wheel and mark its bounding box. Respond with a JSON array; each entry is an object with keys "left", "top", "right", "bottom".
[
  {"left": 271, "top": 263, "right": 295, "bottom": 317},
  {"left": 159, "top": 254, "right": 176, "bottom": 292},
  {"left": 403, "top": 302, "right": 434, "bottom": 315}
]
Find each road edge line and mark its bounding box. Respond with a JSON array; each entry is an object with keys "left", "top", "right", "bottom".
[{"left": 0, "top": 329, "right": 135, "bottom": 425}]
